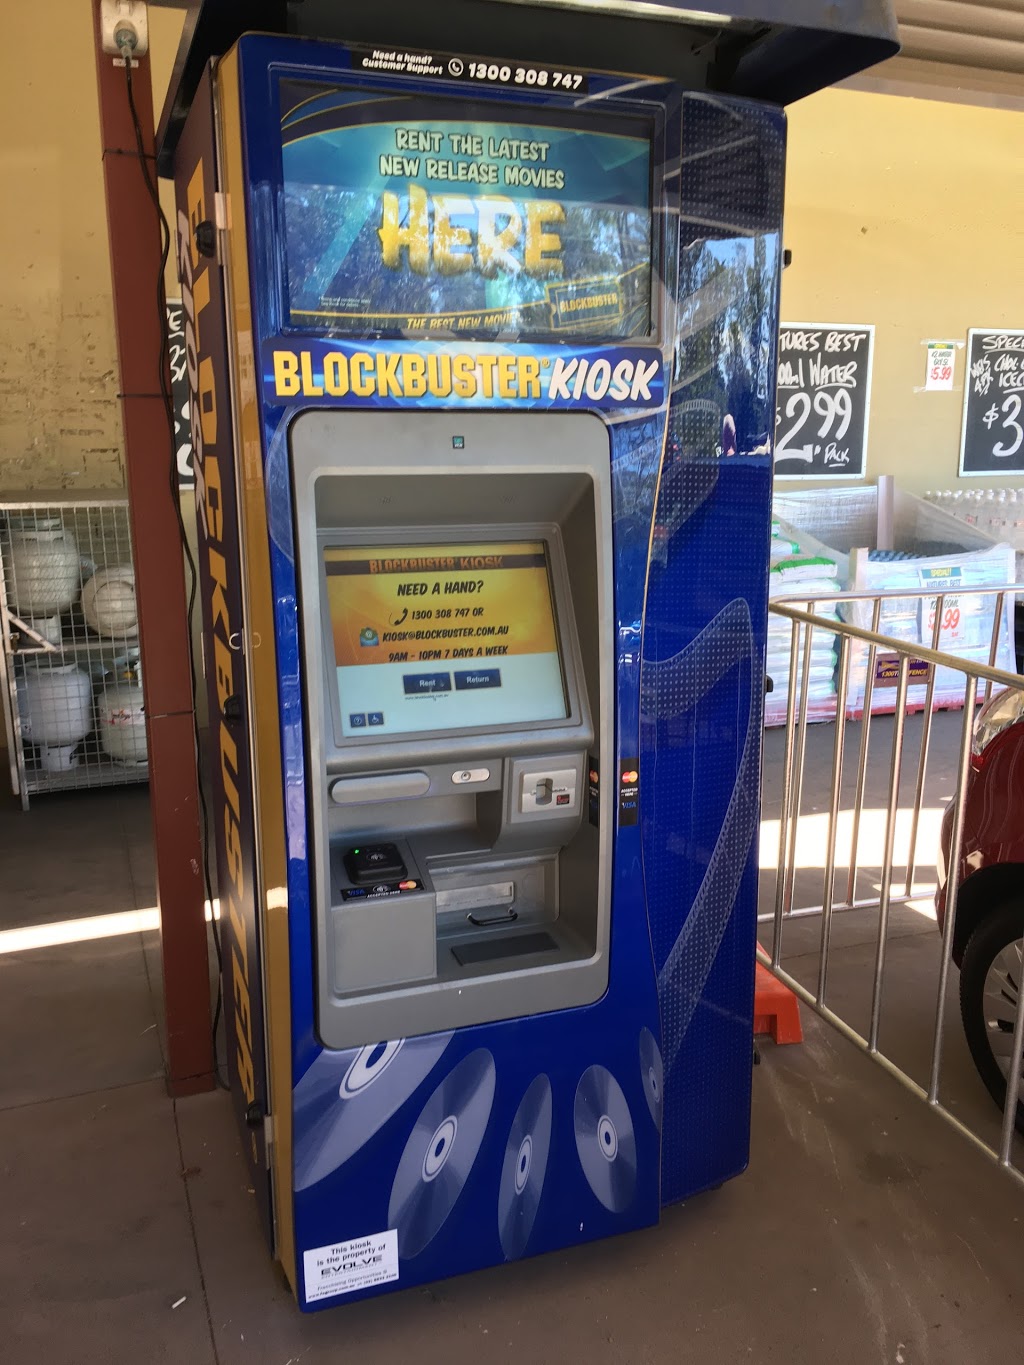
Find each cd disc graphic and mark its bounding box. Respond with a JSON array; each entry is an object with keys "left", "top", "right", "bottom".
[
  {"left": 497, "top": 1074, "right": 552, "bottom": 1260},
  {"left": 639, "top": 1028, "right": 664, "bottom": 1131},
  {"left": 388, "top": 1049, "right": 496, "bottom": 1259},
  {"left": 574, "top": 1065, "right": 637, "bottom": 1213},
  {"left": 292, "top": 1032, "right": 453, "bottom": 1191}
]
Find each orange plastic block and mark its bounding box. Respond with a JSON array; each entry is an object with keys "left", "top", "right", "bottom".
[{"left": 753, "top": 962, "right": 803, "bottom": 1044}]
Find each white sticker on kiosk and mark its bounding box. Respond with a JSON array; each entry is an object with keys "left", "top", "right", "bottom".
[{"left": 303, "top": 1230, "right": 399, "bottom": 1302}]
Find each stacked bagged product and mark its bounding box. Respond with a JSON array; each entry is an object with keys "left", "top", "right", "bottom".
[
  {"left": 764, "top": 519, "right": 841, "bottom": 726},
  {"left": 925, "top": 490, "right": 1024, "bottom": 584},
  {"left": 774, "top": 486, "right": 1016, "bottom": 715}
]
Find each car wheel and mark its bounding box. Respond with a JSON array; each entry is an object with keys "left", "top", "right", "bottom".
[{"left": 960, "top": 900, "right": 1024, "bottom": 1134}]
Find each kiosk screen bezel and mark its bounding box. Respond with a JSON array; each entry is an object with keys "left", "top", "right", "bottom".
[
  {"left": 277, "top": 79, "right": 658, "bottom": 344},
  {"left": 317, "top": 525, "right": 586, "bottom": 752}
]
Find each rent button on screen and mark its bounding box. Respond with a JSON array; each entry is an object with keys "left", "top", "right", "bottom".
[
  {"left": 403, "top": 672, "right": 452, "bottom": 695},
  {"left": 454, "top": 669, "right": 501, "bottom": 691}
]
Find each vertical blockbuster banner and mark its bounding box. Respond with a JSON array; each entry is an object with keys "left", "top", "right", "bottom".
[
  {"left": 173, "top": 31, "right": 786, "bottom": 1310},
  {"left": 173, "top": 67, "right": 275, "bottom": 1242}
]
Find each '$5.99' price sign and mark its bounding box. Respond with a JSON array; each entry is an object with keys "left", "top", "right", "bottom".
[{"left": 925, "top": 342, "right": 955, "bottom": 391}]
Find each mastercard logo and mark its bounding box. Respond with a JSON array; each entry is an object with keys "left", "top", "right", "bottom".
[
  {"left": 621, "top": 769, "right": 638, "bottom": 784},
  {"left": 589, "top": 770, "right": 599, "bottom": 784}
]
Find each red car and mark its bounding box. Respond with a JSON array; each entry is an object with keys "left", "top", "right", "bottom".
[{"left": 937, "top": 687, "right": 1024, "bottom": 1131}]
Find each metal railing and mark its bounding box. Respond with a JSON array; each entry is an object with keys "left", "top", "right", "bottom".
[
  {"left": 763, "top": 586, "right": 1024, "bottom": 1183},
  {"left": 768, "top": 582, "right": 1015, "bottom": 919}
]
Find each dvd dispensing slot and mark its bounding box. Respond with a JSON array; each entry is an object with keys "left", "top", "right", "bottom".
[{"left": 435, "top": 878, "right": 519, "bottom": 927}]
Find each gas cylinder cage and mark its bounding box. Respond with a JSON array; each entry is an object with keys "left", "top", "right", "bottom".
[{"left": 0, "top": 494, "right": 148, "bottom": 810}]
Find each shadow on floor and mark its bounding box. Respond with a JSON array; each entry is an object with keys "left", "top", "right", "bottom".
[{"left": 1, "top": 728, "right": 1022, "bottom": 1363}]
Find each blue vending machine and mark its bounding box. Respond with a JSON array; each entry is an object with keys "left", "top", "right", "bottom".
[{"left": 162, "top": 0, "right": 897, "bottom": 1311}]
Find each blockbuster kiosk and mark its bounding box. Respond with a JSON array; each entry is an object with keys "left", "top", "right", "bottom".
[{"left": 161, "top": 0, "right": 897, "bottom": 1311}]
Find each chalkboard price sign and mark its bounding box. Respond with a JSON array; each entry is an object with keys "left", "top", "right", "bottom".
[
  {"left": 774, "top": 323, "right": 873, "bottom": 479},
  {"left": 959, "top": 328, "right": 1024, "bottom": 476}
]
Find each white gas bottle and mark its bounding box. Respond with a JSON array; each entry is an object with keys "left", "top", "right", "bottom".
[
  {"left": 81, "top": 565, "right": 139, "bottom": 638},
  {"left": 3, "top": 517, "right": 82, "bottom": 616},
  {"left": 20, "top": 615, "right": 63, "bottom": 647},
  {"left": 98, "top": 665, "right": 147, "bottom": 764},
  {"left": 20, "top": 662, "right": 93, "bottom": 772}
]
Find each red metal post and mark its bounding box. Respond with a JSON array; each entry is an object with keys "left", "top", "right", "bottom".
[{"left": 91, "top": 3, "right": 214, "bottom": 1096}]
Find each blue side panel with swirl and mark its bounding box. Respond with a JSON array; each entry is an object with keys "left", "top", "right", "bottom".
[{"left": 641, "top": 95, "right": 784, "bottom": 1203}]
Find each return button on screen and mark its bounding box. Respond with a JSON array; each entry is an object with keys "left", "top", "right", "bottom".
[{"left": 454, "top": 669, "right": 501, "bottom": 691}]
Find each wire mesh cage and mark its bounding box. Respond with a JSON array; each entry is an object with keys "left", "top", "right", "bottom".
[{"left": 0, "top": 494, "right": 148, "bottom": 809}]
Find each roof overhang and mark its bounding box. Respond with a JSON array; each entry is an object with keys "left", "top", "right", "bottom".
[{"left": 155, "top": 0, "right": 900, "bottom": 175}]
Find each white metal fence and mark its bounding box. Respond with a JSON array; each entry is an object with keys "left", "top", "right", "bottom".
[{"left": 763, "top": 587, "right": 1024, "bottom": 1184}]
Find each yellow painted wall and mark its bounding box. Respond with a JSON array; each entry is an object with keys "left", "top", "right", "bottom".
[
  {"left": 0, "top": 3, "right": 182, "bottom": 492},
  {"left": 780, "top": 86, "right": 1024, "bottom": 495},
  {"left": 0, "top": 5, "right": 185, "bottom": 768},
  {"left": 2, "top": 22, "right": 1020, "bottom": 499}
]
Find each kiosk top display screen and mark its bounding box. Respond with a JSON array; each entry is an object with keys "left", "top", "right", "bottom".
[
  {"left": 279, "top": 80, "right": 653, "bottom": 341},
  {"left": 323, "top": 540, "right": 569, "bottom": 738}
]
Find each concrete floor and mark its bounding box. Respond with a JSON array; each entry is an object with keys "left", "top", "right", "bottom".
[{"left": 1, "top": 718, "right": 1023, "bottom": 1364}]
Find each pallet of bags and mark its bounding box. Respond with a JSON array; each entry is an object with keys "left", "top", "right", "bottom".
[
  {"left": 774, "top": 486, "right": 1016, "bottom": 716},
  {"left": 925, "top": 490, "right": 1024, "bottom": 585},
  {"left": 764, "top": 521, "right": 841, "bottom": 727}
]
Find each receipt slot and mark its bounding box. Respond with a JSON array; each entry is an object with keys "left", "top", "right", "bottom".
[{"left": 164, "top": 0, "right": 898, "bottom": 1312}]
